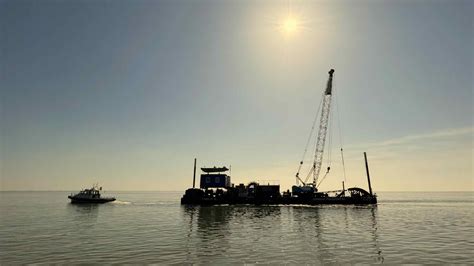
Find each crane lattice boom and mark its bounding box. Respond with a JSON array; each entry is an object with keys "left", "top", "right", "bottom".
[{"left": 310, "top": 69, "right": 334, "bottom": 187}]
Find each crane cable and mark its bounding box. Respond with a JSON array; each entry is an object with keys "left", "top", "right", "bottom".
[
  {"left": 303, "top": 165, "right": 314, "bottom": 184},
  {"left": 333, "top": 77, "right": 347, "bottom": 184},
  {"left": 295, "top": 94, "right": 324, "bottom": 185},
  {"left": 317, "top": 167, "right": 331, "bottom": 188}
]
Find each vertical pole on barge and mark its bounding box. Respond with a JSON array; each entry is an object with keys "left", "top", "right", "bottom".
[
  {"left": 364, "top": 152, "right": 373, "bottom": 196},
  {"left": 342, "top": 181, "right": 345, "bottom": 196},
  {"left": 193, "top": 158, "right": 197, "bottom": 188}
]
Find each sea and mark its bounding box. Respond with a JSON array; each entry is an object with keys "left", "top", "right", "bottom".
[{"left": 0, "top": 191, "right": 472, "bottom": 264}]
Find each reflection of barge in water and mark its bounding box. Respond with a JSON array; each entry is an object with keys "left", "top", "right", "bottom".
[
  {"left": 182, "top": 69, "right": 377, "bottom": 205},
  {"left": 181, "top": 154, "right": 377, "bottom": 205}
]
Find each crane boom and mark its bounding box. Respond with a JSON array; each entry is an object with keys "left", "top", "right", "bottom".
[{"left": 312, "top": 69, "right": 334, "bottom": 187}]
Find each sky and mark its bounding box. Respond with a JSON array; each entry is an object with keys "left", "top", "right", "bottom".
[{"left": 1, "top": 0, "right": 472, "bottom": 191}]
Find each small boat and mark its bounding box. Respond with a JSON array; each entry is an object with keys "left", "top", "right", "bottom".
[{"left": 68, "top": 185, "right": 115, "bottom": 204}]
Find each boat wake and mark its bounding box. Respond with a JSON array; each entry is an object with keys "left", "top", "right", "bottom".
[{"left": 111, "top": 200, "right": 132, "bottom": 205}]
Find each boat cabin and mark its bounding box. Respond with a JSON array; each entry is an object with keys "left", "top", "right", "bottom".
[
  {"left": 76, "top": 188, "right": 101, "bottom": 199},
  {"left": 200, "top": 166, "right": 231, "bottom": 188}
]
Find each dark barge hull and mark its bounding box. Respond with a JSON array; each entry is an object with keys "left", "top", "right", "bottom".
[
  {"left": 68, "top": 196, "right": 116, "bottom": 204},
  {"left": 180, "top": 189, "right": 377, "bottom": 205},
  {"left": 181, "top": 197, "right": 376, "bottom": 205}
]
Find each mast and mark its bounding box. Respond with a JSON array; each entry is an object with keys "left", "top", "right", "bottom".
[
  {"left": 192, "top": 158, "right": 197, "bottom": 188},
  {"left": 312, "top": 69, "right": 335, "bottom": 188},
  {"left": 364, "top": 152, "right": 373, "bottom": 196}
]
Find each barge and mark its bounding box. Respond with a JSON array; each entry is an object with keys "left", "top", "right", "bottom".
[
  {"left": 181, "top": 153, "right": 377, "bottom": 205},
  {"left": 181, "top": 69, "right": 377, "bottom": 205}
]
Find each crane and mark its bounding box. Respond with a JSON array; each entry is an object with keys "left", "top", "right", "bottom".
[
  {"left": 311, "top": 69, "right": 334, "bottom": 187},
  {"left": 294, "top": 69, "right": 334, "bottom": 193}
]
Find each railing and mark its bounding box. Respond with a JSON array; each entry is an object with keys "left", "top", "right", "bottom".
[{"left": 255, "top": 180, "right": 280, "bottom": 186}]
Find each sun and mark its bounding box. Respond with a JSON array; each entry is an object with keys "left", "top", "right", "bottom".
[
  {"left": 283, "top": 17, "right": 298, "bottom": 33},
  {"left": 279, "top": 15, "right": 303, "bottom": 36}
]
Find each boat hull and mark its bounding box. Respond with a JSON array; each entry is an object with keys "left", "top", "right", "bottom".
[
  {"left": 181, "top": 197, "right": 376, "bottom": 205},
  {"left": 180, "top": 188, "right": 377, "bottom": 205},
  {"left": 68, "top": 196, "right": 116, "bottom": 204}
]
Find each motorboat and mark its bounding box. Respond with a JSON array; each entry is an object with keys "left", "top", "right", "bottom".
[{"left": 68, "top": 185, "right": 115, "bottom": 204}]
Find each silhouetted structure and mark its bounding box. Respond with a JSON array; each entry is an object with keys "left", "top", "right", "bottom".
[
  {"left": 180, "top": 157, "right": 377, "bottom": 205},
  {"left": 182, "top": 69, "right": 377, "bottom": 205}
]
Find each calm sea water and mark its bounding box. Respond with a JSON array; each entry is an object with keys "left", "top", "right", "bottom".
[{"left": 0, "top": 191, "right": 472, "bottom": 264}]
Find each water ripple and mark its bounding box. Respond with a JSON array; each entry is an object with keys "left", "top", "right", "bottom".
[{"left": 0, "top": 191, "right": 473, "bottom": 264}]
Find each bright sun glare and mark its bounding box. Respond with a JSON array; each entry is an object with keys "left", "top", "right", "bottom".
[
  {"left": 283, "top": 17, "right": 297, "bottom": 33},
  {"left": 281, "top": 16, "right": 300, "bottom": 35}
]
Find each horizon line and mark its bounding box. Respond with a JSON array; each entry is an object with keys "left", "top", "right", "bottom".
[{"left": 1, "top": 190, "right": 473, "bottom": 193}]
